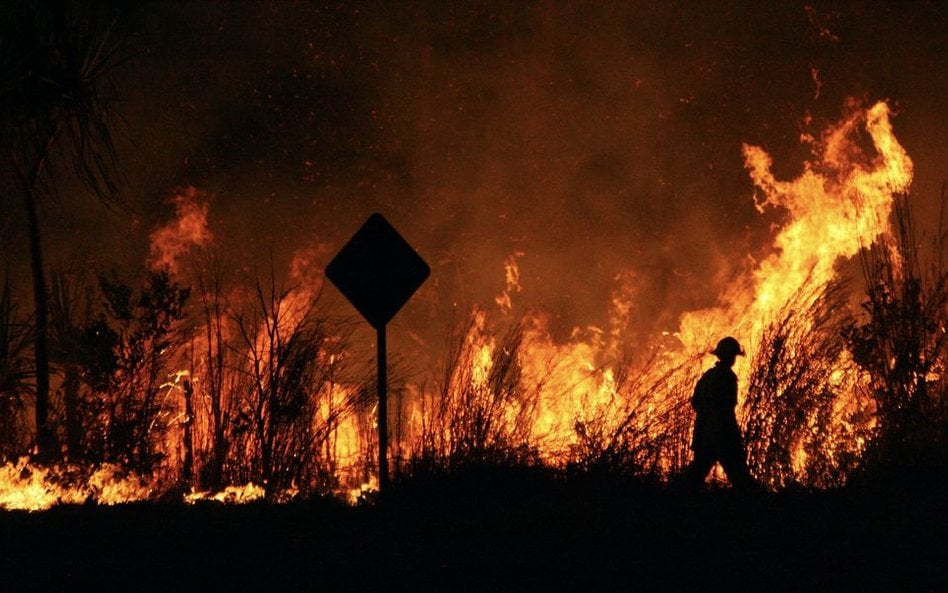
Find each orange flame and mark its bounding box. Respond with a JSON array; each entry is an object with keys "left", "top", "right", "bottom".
[
  {"left": 679, "top": 100, "right": 912, "bottom": 361},
  {"left": 0, "top": 458, "right": 152, "bottom": 511},
  {"left": 1, "top": 100, "right": 918, "bottom": 507},
  {"left": 386, "top": 100, "right": 914, "bottom": 486}
]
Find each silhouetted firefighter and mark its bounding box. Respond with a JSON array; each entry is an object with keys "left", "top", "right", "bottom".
[{"left": 680, "top": 336, "right": 756, "bottom": 491}]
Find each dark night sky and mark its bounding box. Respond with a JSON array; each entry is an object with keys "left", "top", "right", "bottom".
[{"left": 3, "top": 1, "right": 946, "bottom": 365}]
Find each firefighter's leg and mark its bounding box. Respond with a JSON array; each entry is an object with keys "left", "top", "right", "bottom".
[
  {"left": 720, "top": 445, "right": 756, "bottom": 491},
  {"left": 680, "top": 449, "right": 716, "bottom": 491}
]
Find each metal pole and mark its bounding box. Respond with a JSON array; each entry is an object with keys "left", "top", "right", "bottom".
[{"left": 377, "top": 325, "right": 388, "bottom": 493}]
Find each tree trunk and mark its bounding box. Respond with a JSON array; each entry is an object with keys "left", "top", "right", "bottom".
[
  {"left": 205, "top": 289, "right": 226, "bottom": 490},
  {"left": 182, "top": 379, "right": 194, "bottom": 489},
  {"left": 63, "top": 364, "right": 82, "bottom": 459},
  {"left": 23, "top": 189, "right": 53, "bottom": 460}
]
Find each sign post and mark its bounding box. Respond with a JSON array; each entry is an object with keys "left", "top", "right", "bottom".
[
  {"left": 376, "top": 324, "right": 387, "bottom": 488},
  {"left": 325, "top": 213, "right": 429, "bottom": 493}
]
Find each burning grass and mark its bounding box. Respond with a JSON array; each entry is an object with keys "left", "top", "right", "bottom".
[
  {"left": 0, "top": 457, "right": 151, "bottom": 511},
  {"left": 0, "top": 100, "right": 945, "bottom": 509}
]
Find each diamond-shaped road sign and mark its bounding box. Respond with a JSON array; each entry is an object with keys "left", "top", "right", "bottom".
[
  {"left": 325, "top": 213, "right": 430, "bottom": 329},
  {"left": 325, "top": 213, "right": 429, "bottom": 494}
]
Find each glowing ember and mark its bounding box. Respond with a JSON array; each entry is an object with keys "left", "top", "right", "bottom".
[{"left": 185, "top": 483, "right": 267, "bottom": 505}]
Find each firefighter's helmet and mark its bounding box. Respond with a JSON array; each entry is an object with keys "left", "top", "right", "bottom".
[{"left": 711, "top": 336, "right": 745, "bottom": 358}]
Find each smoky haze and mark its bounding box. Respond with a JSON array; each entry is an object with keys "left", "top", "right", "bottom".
[{"left": 4, "top": 2, "right": 946, "bottom": 367}]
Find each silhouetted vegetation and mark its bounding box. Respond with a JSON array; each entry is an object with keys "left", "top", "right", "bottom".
[
  {"left": 570, "top": 351, "right": 697, "bottom": 480},
  {"left": 228, "top": 268, "right": 365, "bottom": 499},
  {"left": 1, "top": 204, "right": 946, "bottom": 500},
  {"left": 412, "top": 311, "right": 539, "bottom": 469},
  {"left": 843, "top": 192, "right": 948, "bottom": 479},
  {"left": 1, "top": 1, "right": 130, "bottom": 459},
  {"left": 73, "top": 270, "right": 189, "bottom": 474}
]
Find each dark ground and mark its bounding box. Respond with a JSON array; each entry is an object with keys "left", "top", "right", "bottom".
[{"left": 1, "top": 469, "right": 945, "bottom": 592}]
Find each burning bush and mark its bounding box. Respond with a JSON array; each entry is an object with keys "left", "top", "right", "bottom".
[
  {"left": 843, "top": 192, "right": 948, "bottom": 477},
  {"left": 79, "top": 271, "right": 189, "bottom": 475},
  {"left": 229, "top": 271, "right": 362, "bottom": 498},
  {"left": 568, "top": 349, "right": 697, "bottom": 480},
  {"left": 744, "top": 278, "right": 870, "bottom": 490},
  {"left": 412, "top": 309, "right": 539, "bottom": 469}
]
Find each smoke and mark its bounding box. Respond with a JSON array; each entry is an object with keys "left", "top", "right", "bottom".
[
  {"left": 14, "top": 1, "right": 939, "bottom": 365},
  {"left": 148, "top": 187, "right": 213, "bottom": 276}
]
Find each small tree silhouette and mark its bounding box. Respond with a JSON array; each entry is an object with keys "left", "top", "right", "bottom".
[
  {"left": 231, "top": 266, "right": 360, "bottom": 499},
  {"left": 77, "top": 271, "right": 189, "bottom": 474}
]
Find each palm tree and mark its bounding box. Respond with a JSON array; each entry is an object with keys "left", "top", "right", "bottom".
[{"left": 1, "top": 2, "right": 129, "bottom": 459}]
